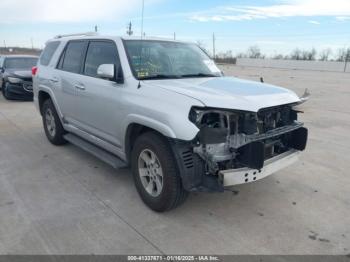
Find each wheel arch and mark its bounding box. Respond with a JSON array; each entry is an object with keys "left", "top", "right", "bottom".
[
  {"left": 124, "top": 122, "right": 168, "bottom": 164},
  {"left": 38, "top": 90, "right": 51, "bottom": 115},
  {"left": 37, "top": 89, "right": 63, "bottom": 119}
]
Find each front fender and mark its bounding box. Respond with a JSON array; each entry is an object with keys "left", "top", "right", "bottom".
[{"left": 122, "top": 114, "right": 177, "bottom": 139}]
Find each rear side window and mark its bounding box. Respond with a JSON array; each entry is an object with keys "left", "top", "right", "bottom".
[
  {"left": 40, "top": 41, "right": 60, "bottom": 66},
  {"left": 84, "top": 41, "right": 120, "bottom": 77},
  {"left": 59, "top": 41, "right": 86, "bottom": 73}
]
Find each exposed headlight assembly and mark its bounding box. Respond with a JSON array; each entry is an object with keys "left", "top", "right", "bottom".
[{"left": 188, "top": 107, "right": 258, "bottom": 144}]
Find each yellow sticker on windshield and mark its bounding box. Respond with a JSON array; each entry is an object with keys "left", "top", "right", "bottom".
[{"left": 137, "top": 71, "right": 149, "bottom": 78}]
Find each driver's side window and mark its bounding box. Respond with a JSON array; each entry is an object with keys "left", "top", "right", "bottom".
[{"left": 84, "top": 41, "right": 120, "bottom": 78}]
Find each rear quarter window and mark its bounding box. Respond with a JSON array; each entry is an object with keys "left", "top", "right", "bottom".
[{"left": 40, "top": 41, "right": 60, "bottom": 66}]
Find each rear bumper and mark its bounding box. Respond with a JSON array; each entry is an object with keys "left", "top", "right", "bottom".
[{"left": 219, "top": 149, "right": 300, "bottom": 187}]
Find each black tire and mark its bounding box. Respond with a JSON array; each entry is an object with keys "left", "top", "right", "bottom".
[
  {"left": 42, "top": 99, "right": 67, "bottom": 145},
  {"left": 2, "top": 82, "right": 11, "bottom": 100},
  {"left": 131, "top": 132, "right": 188, "bottom": 212}
]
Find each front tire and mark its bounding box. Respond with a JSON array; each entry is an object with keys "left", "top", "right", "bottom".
[
  {"left": 131, "top": 132, "right": 188, "bottom": 212},
  {"left": 2, "top": 82, "right": 11, "bottom": 100},
  {"left": 42, "top": 99, "right": 67, "bottom": 145}
]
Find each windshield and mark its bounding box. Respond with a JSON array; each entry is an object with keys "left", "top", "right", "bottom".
[
  {"left": 4, "top": 57, "right": 38, "bottom": 69},
  {"left": 123, "top": 40, "right": 222, "bottom": 80}
]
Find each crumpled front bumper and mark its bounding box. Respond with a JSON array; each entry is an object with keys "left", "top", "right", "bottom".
[{"left": 218, "top": 149, "right": 300, "bottom": 187}]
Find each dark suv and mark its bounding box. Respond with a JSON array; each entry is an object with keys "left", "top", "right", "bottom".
[{"left": 0, "top": 55, "right": 38, "bottom": 100}]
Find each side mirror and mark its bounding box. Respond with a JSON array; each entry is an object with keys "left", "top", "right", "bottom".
[
  {"left": 97, "top": 64, "right": 124, "bottom": 84},
  {"left": 97, "top": 64, "right": 115, "bottom": 80}
]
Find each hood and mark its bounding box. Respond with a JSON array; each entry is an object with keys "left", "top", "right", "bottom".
[
  {"left": 145, "top": 76, "right": 300, "bottom": 112},
  {"left": 5, "top": 69, "right": 32, "bottom": 79}
]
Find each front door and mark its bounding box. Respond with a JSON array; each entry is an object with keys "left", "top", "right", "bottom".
[{"left": 72, "top": 40, "right": 124, "bottom": 147}]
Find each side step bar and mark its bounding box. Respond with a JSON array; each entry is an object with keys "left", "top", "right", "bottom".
[{"left": 63, "top": 133, "right": 128, "bottom": 169}]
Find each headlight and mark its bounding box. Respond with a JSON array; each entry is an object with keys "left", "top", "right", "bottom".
[
  {"left": 8, "top": 77, "right": 23, "bottom": 84},
  {"left": 189, "top": 107, "right": 233, "bottom": 127},
  {"left": 189, "top": 107, "right": 258, "bottom": 135}
]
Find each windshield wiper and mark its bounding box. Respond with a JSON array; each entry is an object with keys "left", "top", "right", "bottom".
[
  {"left": 139, "top": 74, "right": 181, "bottom": 80},
  {"left": 180, "top": 73, "right": 219, "bottom": 78}
]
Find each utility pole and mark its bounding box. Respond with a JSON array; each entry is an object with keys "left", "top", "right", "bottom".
[
  {"left": 30, "top": 38, "right": 34, "bottom": 49},
  {"left": 173, "top": 32, "right": 176, "bottom": 40},
  {"left": 126, "top": 22, "right": 133, "bottom": 36},
  {"left": 344, "top": 49, "right": 350, "bottom": 73},
  {"left": 212, "top": 33, "right": 216, "bottom": 59},
  {"left": 3, "top": 40, "right": 6, "bottom": 48},
  {"left": 94, "top": 25, "right": 98, "bottom": 33}
]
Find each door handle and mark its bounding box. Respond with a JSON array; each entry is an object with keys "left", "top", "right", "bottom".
[
  {"left": 74, "top": 83, "right": 85, "bottom": 90},
  {"left": 49, "top": 77, "right": 59, "bottom": 83}
]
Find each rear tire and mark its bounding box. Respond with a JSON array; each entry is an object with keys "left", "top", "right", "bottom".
[
  {"left": 42, "top": 99, "right": 67, "bottom": 145},
  {"left": 131, "top": 132, "right": 188, "bottom": 212}
]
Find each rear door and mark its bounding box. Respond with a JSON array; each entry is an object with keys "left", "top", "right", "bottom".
[{"left": 55, "top": 40, "right": 88, "bottom": 124}]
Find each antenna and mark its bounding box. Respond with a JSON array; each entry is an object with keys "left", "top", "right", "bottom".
[
  {"left": 212, "top": 32, "right": 216, "bottom": 60},
  {"left": 138, "top": 0, "right": 145, "bottom": 89},
  {"left": 140, "top": 0, "right": 145, "bottom": 40}
]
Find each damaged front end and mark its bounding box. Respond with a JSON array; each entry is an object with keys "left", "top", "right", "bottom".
[{"left": 171, "top": 104, "right": 308, "bottom": 192}]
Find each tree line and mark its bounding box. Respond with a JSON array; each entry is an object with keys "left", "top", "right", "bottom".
[{"left": 213, "top": 45, "right": 350, "bottom": 64}]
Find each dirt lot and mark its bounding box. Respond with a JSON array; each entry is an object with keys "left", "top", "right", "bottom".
[{"left": 0, "top": 65, "right": 349, "bottom": 254}]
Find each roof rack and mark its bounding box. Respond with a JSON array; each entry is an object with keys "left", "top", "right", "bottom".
[{"left": 54, "top": 32, "right": 98, "bottom": 39}]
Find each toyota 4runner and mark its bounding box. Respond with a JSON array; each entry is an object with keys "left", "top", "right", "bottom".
[{"left": 33, "top": 33, "right": 308, "bottom": 212}]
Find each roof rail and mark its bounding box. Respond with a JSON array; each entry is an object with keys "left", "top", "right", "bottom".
[{"left": 54, "top": 32, "right": 98, "bottom": 39}]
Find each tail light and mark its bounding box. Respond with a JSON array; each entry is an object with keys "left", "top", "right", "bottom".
[{"left": 32, "top": 66, "right": 38, "bottom": 76}]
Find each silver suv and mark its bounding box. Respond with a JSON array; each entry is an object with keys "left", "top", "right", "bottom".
[{"left": 33, "top": 33, "right": 308, "bottom": 211}]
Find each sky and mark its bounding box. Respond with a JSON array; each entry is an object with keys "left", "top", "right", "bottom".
[{"left": 1, "top": 0, "right": 350, "bottom": 57}]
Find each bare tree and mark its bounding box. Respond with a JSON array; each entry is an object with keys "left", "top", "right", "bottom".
[
  {"left": 272, "top": 54, "right": 285, "bottom": 60},
  {"left": 308, "top": 48, "right": 317, "bottom": 60},
  {"left": 290, "top": 48, "right": 302, "bottom": 60},
  {"left": 247, "top": 45, "right": 263, "bottom": 59},
  {"left": 215, "top": 50, "right": 236, "bottom": 64},
  {"left": 236, "top": 52, "right": 247, "bottom": 58},
  {"left": 290, "top": 48, "right": 317, "bottom": 61},
  {"left": 301, "top": 48, "right": 317, "bottom": 60},
  {"left": 319, "top": 48, "right": 332, "bottom": 61},
  {"left": 336, "top": 48, "right": 350, "bottom": 62}
]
